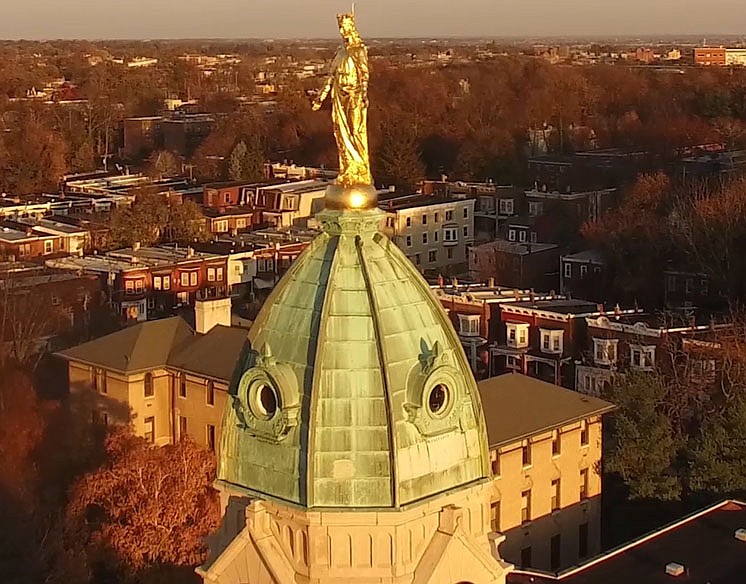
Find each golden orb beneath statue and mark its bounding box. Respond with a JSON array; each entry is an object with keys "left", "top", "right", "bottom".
[{"left": 325, "top": 183, "right": 378, "bottom": 211}]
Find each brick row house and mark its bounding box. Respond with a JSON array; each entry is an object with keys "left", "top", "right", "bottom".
[
  {"left": 47, "top": 244, "right": 230, "bottom": 322},
  {"left": 576, "top": 314, "right": 732, "bottom": 396}
]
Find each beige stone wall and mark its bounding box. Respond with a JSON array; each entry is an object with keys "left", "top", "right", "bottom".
[
  {"left": 200, "top": 481, "right": 512, "bottom": 584},
  {"left": 382, "top": 199, "right": 475, "bottom": 275},
  {"left": 66, "top": 361, "right": 227, "bottom": 451},
  {"left": 489, "top": 415, "right": 603, "bottom": 572},
  {"left": 172, "top": 372, "right": 228, "bottom": 451}
]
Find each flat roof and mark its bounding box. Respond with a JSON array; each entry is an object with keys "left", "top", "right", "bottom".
[
  {"left": 478, "top": 373, "right": 615, "bottom": 448},
  {"left": 476, "top": 240, "right": 558, "bottom": 255},
  {"left": 508, "top": 299, "right": 599, "bottom": 315},
  {"left": 509, "top": 500, "right": 746, "bottom": 584}
]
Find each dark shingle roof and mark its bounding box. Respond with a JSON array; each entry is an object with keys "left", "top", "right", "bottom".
[
  {"left": 168, "top": 325, "right": 248, "bottom": 381},
  {"left": 57, "top": 317, "right": 249, "bottom": 381},
  {"left": 478, "top": 373, "right": 616, "bottom": 447},
  {"left": 58, "top": 317, "right": 194, "bottom": 374}
]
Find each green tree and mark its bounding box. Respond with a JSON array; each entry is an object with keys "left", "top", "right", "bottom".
[
  {"left": 227, "top": 138, "right": 265, "bottom": 183},
  {"left": 228, "top": 140, "right": 248, "bottom": 181},
  {"left": 603, "top": 372, "right": 683, "bottom": 500},
  {"left": 375, "top": 126, "right": 425, "bottom": 192}
]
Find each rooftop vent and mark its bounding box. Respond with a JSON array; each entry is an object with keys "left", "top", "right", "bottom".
[
  {"left": 665, "top": 562, "right": 685, "bottom": 577},
  {"left": 736, "top": 528, "right": 746, "bottom": 542}
]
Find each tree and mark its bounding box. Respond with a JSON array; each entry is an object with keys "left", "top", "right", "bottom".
[
  {"left": 109, "top": 189, "right": 207, "bottom": 248},
  {"left": 603, "top": 372, "right": 683, "bottom": 500},
  {"left": 146, "top": 150, "right": 183, "bottom": 180},
  {"left": 66, "top": 429, "right": 220, "bottom": 581},
  {"left": 375, "top": 125, "right": 425, "bottom": 192},
  {"left": 227, "top": 138, "right": 265, "bottom": 182}
]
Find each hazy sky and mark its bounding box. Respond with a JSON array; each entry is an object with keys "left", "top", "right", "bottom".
[{"left": 3, "top": 0, "right": 746, "bottom": 40}]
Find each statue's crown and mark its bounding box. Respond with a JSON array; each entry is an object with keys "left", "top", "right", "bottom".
[{"left": 337, "top": 12, "right": 355, "bottom": 25}]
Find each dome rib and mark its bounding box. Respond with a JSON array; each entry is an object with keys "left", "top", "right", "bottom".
[{"left": 355, "top": 233, "right": 399, "bottom": 508}]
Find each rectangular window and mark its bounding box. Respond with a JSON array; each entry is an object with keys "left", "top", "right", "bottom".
[
  {"left": 463, "top": 226, "right": 469, "bottom": 238},
  {"left": 490, "top": 500, "right": 500, "bottom": 532},
  {"left": 521, "top": 490, "right": 531, "bottom": 523},
  {"left": 207, "top": 268, "right": 216, "bottom": 282},
  {"left": 144, "top": 373, "right": 154, "bottom": 398},
  {"left": 552, "top": 430, "right": 561, "bottom": 456},
  {"left": 153, "top": 276, "right": 162, "bottom": 290},
  {"left": 564, "top": 263, "right": 572, "bottom": 278},
  {"left": 216, "top": 267, "right": 224, "bottom": 280},
  {"left": 580, "top": 420, "right": 589, "bottom": 446},
  {"left": 434, "top": 212, "right": 439, "bottom": 223},
  {"left": 579, "top": 523, "right": 589, "bottom": 558},
  {"left": 414, "top": 254, "right": 421, "bottom": 265},
  {"left": 44, "top": 240, "right": 53, "bottom": 254},
  {"left": 163, "top": 275, "right": 171, "bottom": 290},
  {"left": 550, "top": 534, "right": 561, "bottom": 572},
  {"left": 428, "top": 250, "right": 437, "bottom": 263},
  {"left": 530, "top": 231, "right": 537, "bottom": 243},
  {"left": 434, "top": 231, "right": 439, "bottom": 242},
  {"left": 551, "top": 479, "right": 561, "bottom": 511},
  {"left": 490, "top": 449, "right": 500, "bottom": 476},
  {"left": 406, "top": 236, "right": 412, "bottom": 247},
  {"left": 207, "top": 424, "right": 216, "bottom": 451},
  {"left": 630, "top": 345, "right": 655, "bottom": 371},
  {"left": 446, "top": 210, "right": 453, "bottom": 221},
  {"left": 522, "top": 441, "right": 532, "bottom": 467},
  {"left": 190, "top": 272, "right": 198, "bottom": 286},
  {"left": 180, "top": 272, "right": 189, "bottom": 286},
  {"left": 144, "top": 416, "right": 155, "bottom": 443},
  {"left": 580, "top": 468, "right": 589, "bottom": 500},
  {"left": 508, "top": 229, "right": 516, "bottom": 242},
  {"left": 463, "top": 207, "right": 468, "bottom": 218},
  {"left": 519, "top": 230, "right": 527, "bottom": 243},
  {"left": 540, "top": 329, "right": 563, "bottom": 355},
  {"left": 580, "top": 264, "right": 588, "bottom": 277},
  {"left": 179, "top": 374, "right": 187, "bottom": 398},
  {"left": 179, "top": 415, "right": 187, "bottom": 438},
  {"left": 593, "top": 339, "right": 617, "bottom": 365},
  {"left": 447, "top": 247, "right": 454, "bottom": 260},
  {"left": 506, "top": 323, "right": 529, "bottom": 349},
  {"left": 125, "top": 280, "right": 134, "bottom": 294},
  {"left": 135, "top": 280, "right": 143, "bottom": 294},
  {"left": 499, "top": 199, "right": 514, "bottom": 215},
  {"left": 422, "top": 214, "right": 428, "bottom": 225},
  {"left": 529, "top": 201, "right": 543, "bottom": 217},
  {"left": 422, "top": 233, "right": 428, "bottom": 244},
  {"left": 206, "top": 381, "right": 215, "bottom": 406},
  {"left": 406, "top": 216, "right": 412, "bottom": 227},
  {"left": 521, "top": 546, "right": 532, "bottom": 569},
  {"left": 443, "top": 227, "right": 458, "bottom": 242}
]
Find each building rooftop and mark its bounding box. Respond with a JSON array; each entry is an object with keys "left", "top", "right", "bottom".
[
  {"left": 508, "top": 299, "right": 601, "bottom": 316},
  {"left": 479, "top": 373, "right": 615, "bottom": 448},
  {"left": 378, "top": 192, "right": 474, "bottom": 211},
  {"left": 562, "top": 249, "right": 606, "bottom": 264},
  {"left": 475, "top": 240, "right": 558, "bottom": 255},
  {"left": 508, "top": 499, "right": 746, "bottom": 584}
]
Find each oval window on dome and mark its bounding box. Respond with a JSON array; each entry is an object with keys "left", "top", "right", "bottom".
[
  {"left": 250, "top": 382, "right": 279, "bottom": 420},
  {"left": 428, "top": 383, "right": 450, "bottom": 417}
]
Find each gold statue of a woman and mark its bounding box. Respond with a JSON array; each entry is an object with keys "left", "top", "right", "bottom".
[{"left": 313, "top": 12, "right": 374, "bottom": 194}]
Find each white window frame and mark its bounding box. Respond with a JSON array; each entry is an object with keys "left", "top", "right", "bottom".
[
  {"left": 506, "top": 355, "right": 521, "bottom": 370},
  {"left": 580, "top": 264, "right": 588, "bottom": 277},
  {"left": 498, "top": 198, "right": 514, "bottom": 215},
  {"left": 445, "top": 210, "right": 454, "bottom": 221},
  {"left": 406, "top": 235, "right": 412, "bottom": 247},
  {"left": 406, "top": 216, "right": 412, "bottom": 227},
  {"left": 207, "top": 267, "right": 216, "bottom": 282},
  {"left": 153, "top": 276, "right": 162, "bottom": 290},
  {"left": 630, "top": 344, "right": 656, "bottom": 371},
  {"left": 528, "top": 201, "right": 543, "bottom": 217},
  {"left": 518, "top": 230, "right": 527, "bottom": 243},
  {"left": 190, "top": 272, "right": 198, "bottom": 286},
  {"left": 163, "top": 275, "right": 171, "bottom": 290},
  {"left": 593, "top": 338, "right": 618, "bottom": 366},
  {"left": 422, "top": 232, "right": 428, "bottom": 244},
  {"left": 508, "top": 229, "right": 516, "bottom": 242},
  {"left": 564, "top": 262, "right": 572, "bottom": 278},
  {"left": 458, "top": 314, "right": 481, "bottom": 337},
  {"left": 443, "top": 227, "right": 458, "bottom": 242},
  {"left": 506, "top": 322, "right": 530, "bottom": 349},
  {"left": 217, "top": 267, "right": 224, "bottom": 280},
  {"left": 540, "top": 329, "right": 564, "bottom": 355},
  {"left": 44, "top": 240, "right": 53, "bottom": 254}
]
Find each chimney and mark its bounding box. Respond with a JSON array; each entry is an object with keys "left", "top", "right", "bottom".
[
  {"left": 614, "top": 303, "right": 622, "bottom": 318},
  {"left": 488, "top": 277, "right": 495, "bottom": 288},
  {"left": 451, "top": 277, "right": 458, "bottom": 288},
  {"left": 388, "top": 185, "right": 396, "bottom": 193},
  {"left": 187, "top": 246, "right": 194, "bottom": 258},
  {"left": 597, "top": 303, "right": 605, "bottom": 315},
  {"left": 437, "top": 274, "right": 445, "bottom": 288},
  {"left": 133, "top": 241, "right": 141, "bottom": 251},
  {"left": 530, "top": 289, "right": 536, "bottom": 304},
  {"left": 194, "top": 298, "right": 232, "bottom": 334}
]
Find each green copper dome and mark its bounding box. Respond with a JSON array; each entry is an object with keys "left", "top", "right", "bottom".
[{"left": 218, "top": 208, "right": 491, "bottom": 508}]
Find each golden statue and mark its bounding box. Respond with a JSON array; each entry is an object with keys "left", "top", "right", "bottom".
[{"left": 313, "top": 11, "right": 376, "bottom": 209}]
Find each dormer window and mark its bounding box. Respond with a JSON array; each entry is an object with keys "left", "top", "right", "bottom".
[
  {"left": 506, "top": 322, "right": 529, "bottom": 349},
  {"left": 630, "top": 344, "right": 655, "bottom": 371},
  {"left": 540, "top": 329, "right": 563, "bottom": 355},
  {"left": 499, "top": 199, "right": 514, "bottom": 215},
  {"left": 508, "top": 229, "right": 516, "bottom": 242},
  {"left": 593, "top": 338, "right": 618, "bottom": 366},
  {"left": 458, "top": 314, "right": 481, "bottom": 337}
]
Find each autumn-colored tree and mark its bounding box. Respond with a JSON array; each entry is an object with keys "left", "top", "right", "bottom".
[
  {"left": 66, "top": 429, "right": 220, "bottom": 582},
  {"left": 109, "top": 189, "right": 207, "bottom": 248},
  {"left": 146, "top": 150, "right": 183, "bottom": 179}
]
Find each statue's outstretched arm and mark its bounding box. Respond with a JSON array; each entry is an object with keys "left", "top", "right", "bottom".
[{"left": 312, "top": 77, "right": 333, "bottom": 111}]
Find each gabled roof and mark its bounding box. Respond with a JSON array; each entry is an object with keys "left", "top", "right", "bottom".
[
  {"left": 57, "top": 317, "right": 193, "bottom": 374},
  {"left": 478, "top": 373, "right": 616, "bottom": 447}
]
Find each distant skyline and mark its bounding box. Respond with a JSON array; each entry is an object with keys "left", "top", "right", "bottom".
[{"left": 2, "top": 0, "right": 746, "bottom": 40}]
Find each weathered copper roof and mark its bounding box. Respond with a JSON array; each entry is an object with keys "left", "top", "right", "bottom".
[{"left": 218, "top": 207, "right": 491, "bottom": 509}]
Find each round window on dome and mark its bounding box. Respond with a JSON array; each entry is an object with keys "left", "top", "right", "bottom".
[
  {"left": 250, "top": 382, "right": 279, "bottom": 420},
  {"left": 428, "top": 383, "right": 450, "bottom": 417}
]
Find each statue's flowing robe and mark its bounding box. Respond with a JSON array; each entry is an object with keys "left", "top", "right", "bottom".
[{"left": 329, "top": 42, "right": 372, "bottom": 186}]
